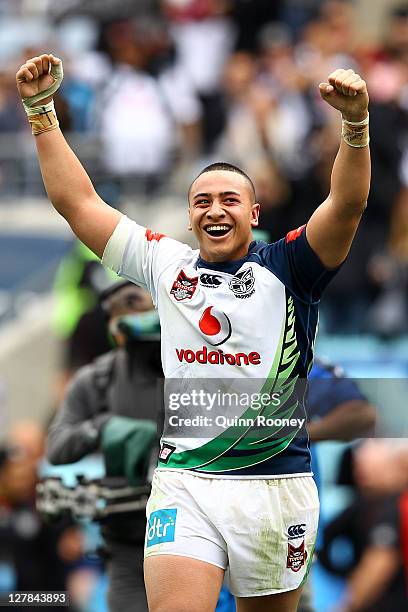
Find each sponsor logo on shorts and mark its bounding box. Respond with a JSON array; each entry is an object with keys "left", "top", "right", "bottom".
[
  {"left": 229, "top": 268, "right": 255, "bottom": 299},
  {"left": 287, "top": 524, "right": 306, "bottom": 540},
  {"left": 286, "top": 540, "right": 307, "bottom": 573},
  {"left": 286, "top": 523, "right": 307, "bottom": 572},
  {"left": 159, "top": 443, "right": 176, "bottom": 463},
  {"left": 200, "top": 273, "right": 223, "bottom": 288},
  {"left": 146, "top": 509, "right": 177, "bottom": 548},
  {"left": 170, "top": 270, "right": 198, "bottom": 302}
]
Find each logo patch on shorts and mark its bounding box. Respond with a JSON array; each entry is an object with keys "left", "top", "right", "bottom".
[
  {"left": 286, "top": 540, "right": 307, "bottom": 572},
  {"left": 146, "top": 509, "right": 177, "bottom": 548},
  {"left": 287, "top": 524, "right": 306, "bottom": 540}
]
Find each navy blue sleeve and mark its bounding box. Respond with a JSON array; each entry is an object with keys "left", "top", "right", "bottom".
[
  {"left": 307, "top": 370, "right": 367, "bottom": 420},
  {"left": 256, "top": 225, "right": 340, "bottom": 302}
]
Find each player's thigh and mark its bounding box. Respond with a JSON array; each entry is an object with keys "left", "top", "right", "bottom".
[
  {"left": 236, "top": 586, "right": 303, "bottom": 612},
  {"left": 144, "top": 554, "right": 225, "bottom": 612},
  {"left": 222, "top": 477, "right": 318, "bottom": 598}
]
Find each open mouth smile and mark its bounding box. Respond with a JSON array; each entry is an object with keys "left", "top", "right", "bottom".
[{"left": 203, "top": 224, "right": 232, "bottom": 239}]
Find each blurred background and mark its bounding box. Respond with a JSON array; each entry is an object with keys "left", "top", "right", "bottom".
[{"left": 0, "top": 0, "right": 408, "bottom": 611}]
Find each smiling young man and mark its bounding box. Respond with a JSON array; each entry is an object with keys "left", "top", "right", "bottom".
[
  {"left": 188, "top": 168, "right": 259, "bottom": 263},
  {"left": 16, "top": 55, "right": 370, "bottom": 612}
]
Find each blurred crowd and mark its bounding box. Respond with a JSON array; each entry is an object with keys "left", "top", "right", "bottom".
[
  {"left": 1, "top": 0, "right": 408, "bottom": 332},
  {"left": 1, "top": 3, "right": 408, "bottom": 610}
]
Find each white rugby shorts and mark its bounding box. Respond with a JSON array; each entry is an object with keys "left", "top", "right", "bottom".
[{"left": 144, "top": 470, "right": 319, "bottom": 597}]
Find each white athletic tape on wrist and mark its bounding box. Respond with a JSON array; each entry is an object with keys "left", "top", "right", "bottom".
[
  {"left": 26, "top": 100, "right": 59, "bottom": 135},
  {"left": 342, "top": 113, "right": 369, "bottom": 126},
  {"left": 22, "top": 61, "right": 63, "bottom": 113},
  {"left": 342, "top": 113, "right": 369, "bottom": 148},
  {"left": 25, "top": 100, "right": 55, "bottom": 117}
]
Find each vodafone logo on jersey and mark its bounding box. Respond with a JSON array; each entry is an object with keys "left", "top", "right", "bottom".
[
  {"left": 175, "top": 306, "right": 261, "bottom": 367},
  {"left": 199, "top": 306, "right": 231, "bottom": 346}
]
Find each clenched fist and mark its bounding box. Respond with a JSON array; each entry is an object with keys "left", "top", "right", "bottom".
[
  {"left": 319, "top": 68, "right": 369, "bottom": 122},
  {"left": 16, "top": 53, "right": 62, "bottom": 106}
]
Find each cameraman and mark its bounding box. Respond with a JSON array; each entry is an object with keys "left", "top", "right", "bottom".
[{"left": 47, "top": 280, "right": 162, "bottom": 612}]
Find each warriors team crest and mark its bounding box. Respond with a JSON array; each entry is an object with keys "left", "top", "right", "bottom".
[
  {"left": 229, "top": 267, "right": 255, "bottom": 299},
  {"left": 170, "top": 270, "right": 198, "bottom": 301}
]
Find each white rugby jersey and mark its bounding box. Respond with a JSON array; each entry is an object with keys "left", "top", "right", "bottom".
[{"left": 102, "top": 216, "right": 338, "bottom": 478}]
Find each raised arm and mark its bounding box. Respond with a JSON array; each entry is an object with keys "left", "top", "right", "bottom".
[
  {"left": 16, "top": 54, "right": 121, "bottom": 257},
  {"left": 306, "top": 68, "right": 370, "bottom": 268}
]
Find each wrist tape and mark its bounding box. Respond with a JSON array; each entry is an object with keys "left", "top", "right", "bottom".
[
  {"left": 342, "top": 114, "right": 370, "bottom": 148},
  {"left": 26, "top": 100, "right": 59, "bottom": 135}
]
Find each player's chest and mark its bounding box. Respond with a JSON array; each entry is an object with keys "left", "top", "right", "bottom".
[{"left": 160, "top": 263, "right": 287, "bottom": 324}]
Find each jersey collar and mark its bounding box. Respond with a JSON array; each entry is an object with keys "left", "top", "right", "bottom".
[{"left": 196, "top": 241, "right": 258, "bottom": 274}]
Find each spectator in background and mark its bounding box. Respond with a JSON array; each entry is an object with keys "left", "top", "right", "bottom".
[
  {"left": 162, "top": 0, "right": 235, "bottom": 152},
  {"left": 319, "top": 440, "right": 408, "bottom": 611},
  {"left": 1, "top": 0, "right": 407, "bottom": 334},
  {"left": 98, "top": 19, "right": 174, "bottom": 196},
  {"left": 98, "top": 17, "right": 202, "bottom": 199},
  {"left": 256, "top": 22, "right": 315, "bottom": 181},
  {"left": 324, "top": 2, "right": 408, "bottom": 335},
  {"left": 55, "top": 62, "right": 96, "bottom": 133},
  {"left": 353, "top": 440, "right": 408, "bottom": 495},
  {"left": 48, "top": 281, "right": 162, "bottom": 612},
  {"left": 0, "top": 421, "right": 83, "bottom": 605},
  {"left": 279, "top": 0, "right": 324, "bottom": 38},
  {"left": 247, "top": 158, "right": 292, "bottom": 243},
  {"left": 232, "top": 0, "right": 282, "bottom": 52},
  {"left": 0, "top": 65, "right": 26, "bottom": 194},
  {"left": 0, "top": 68, "right": 25, "bottom": 132},
  {"left": 215, "top": 51, "right": 273, "bottom": 167}
]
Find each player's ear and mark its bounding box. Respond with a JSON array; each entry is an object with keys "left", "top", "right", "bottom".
[
  {"left": 251, "top": 202, "right": 260, "bottom": 228},
  {"left": 187, "top": 201, "right": 192, "bottom": 230}
]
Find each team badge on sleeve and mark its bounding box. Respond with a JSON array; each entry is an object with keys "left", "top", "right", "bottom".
[{"left": 170, "top": 270, "right": 198, "bottom": 301}]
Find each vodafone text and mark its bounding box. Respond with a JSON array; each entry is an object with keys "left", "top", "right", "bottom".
[{"left": 176, "top": 346, "right": 261, "bottom": 366}]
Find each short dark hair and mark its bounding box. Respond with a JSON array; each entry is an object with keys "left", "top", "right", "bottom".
[
  {"left": 189, "top": 162, "right": 256, "bottom": 202},
  {"left": 100, "top": 281, "right": 141, "bottom": 317}
]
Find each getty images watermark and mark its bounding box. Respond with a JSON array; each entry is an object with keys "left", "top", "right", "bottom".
[
  {"left": 168, "top": 389, "right": 281, "bottom": 411},
  {"left": 166, "top": 389, "right": 306, "bottom": 431}
]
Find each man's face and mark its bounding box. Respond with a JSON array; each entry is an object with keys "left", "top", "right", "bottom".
[
  {"left": 107, "top": 286, "right": 155, "bottom": 346},
  {"left": 188, "top": 171, "right": 260, "bottom": 262}
]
